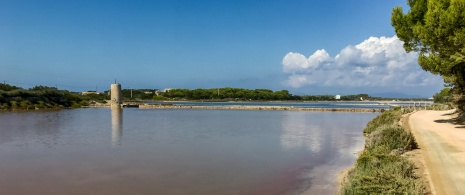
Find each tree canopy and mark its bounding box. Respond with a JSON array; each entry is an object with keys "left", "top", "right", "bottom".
[
  {"left": 433, "top": 87, "right": 452, "bottom": 103},
  {"left": 161, "top": 88, "right": 294, "bottom": 101},
  {"left": 0, "top": 83, "right": 22, "bottom": 91},
  {"left": 391, "top": 0, "right": 465, "bottom": 112}
]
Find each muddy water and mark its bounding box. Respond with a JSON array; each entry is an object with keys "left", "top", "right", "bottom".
[{"left": 0, "top": 108, "right": 377, "bottom": 195}]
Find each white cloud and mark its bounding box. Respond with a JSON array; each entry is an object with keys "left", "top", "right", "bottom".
[
  {"left": 282, "top": 49, "right": 332, "bottom": 74},
  {"left": 286, "top": 75, "right": 314, "bottom": 88},
  {"left": 282, "top": 36, "right": 442, "bottom": 88}
]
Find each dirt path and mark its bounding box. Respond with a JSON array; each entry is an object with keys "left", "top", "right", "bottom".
[{"left": 409, "top": 110, "right": 465, "bottom": 195}]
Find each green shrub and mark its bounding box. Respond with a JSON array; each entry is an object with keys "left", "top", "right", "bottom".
[
  {"left": 364, "top": 110, "right": 401, "bottom": 134},
  {"left": 343, "top": 153, "right": 423, "bottom": 194},
  {"left": 366, "top": 127, "right": 417, "bottom": 153},
  {"left": 153, "top": 95, "right": 167, "bottom": 100},
  {"left": 341, "top": 109, "right": 423, "bottom": 194},
  {"left": 1, "top": 102, "right": 10, "bottom": 109}
]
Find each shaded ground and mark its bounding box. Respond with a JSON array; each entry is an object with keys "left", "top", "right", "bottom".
[{"left": 408, "top": 110, "right": 465, "bottom": 194}]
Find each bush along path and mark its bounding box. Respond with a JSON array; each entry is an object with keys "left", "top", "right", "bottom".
[{"left": 341, "top": 108, "right": 425, "bottom": 194}]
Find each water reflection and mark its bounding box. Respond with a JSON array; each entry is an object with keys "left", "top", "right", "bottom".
[
  {"left": 280, "top": 112, "right": 323, "bottom": 153},
  {"left": 0, "top": 109, "right": 377, "bottom": 195},
  {"left": 111, "top": 107, "right": 123, "bottom": 146}
]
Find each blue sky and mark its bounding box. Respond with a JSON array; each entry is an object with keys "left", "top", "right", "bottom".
[{"left": 0, "top": 0, "right": 444, "bottom": 97}]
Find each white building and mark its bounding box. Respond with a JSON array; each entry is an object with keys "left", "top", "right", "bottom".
[
  {"left": 334, "top": 95, "right": 341, "bottom": 100},
  {"left": 162, "top": 88, "right": 173, "bottom": 93},
  {"left": 82, "top": 91, "right": 100, "bottom": 95}
]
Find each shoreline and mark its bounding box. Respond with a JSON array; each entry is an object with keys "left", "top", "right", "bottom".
[
  {"left": 338, "top": 107, "right": 425, "bottom": 194},
  {"left": 336, "top": 110, "right": 434, "bottom": 194},
  {"left": 139, "top": 104, "right": 384, "bottom": 112}
]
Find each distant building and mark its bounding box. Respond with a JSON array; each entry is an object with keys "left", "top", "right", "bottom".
[
  {"left": 163, "top": 88, "right": 174, "bottom": 93},
  {"left": 334, "top": 95, "right": 341, "bottom": 100},
  {"left": 144, "top": 91, "right": 153, "bottom": 94},
  {"left": 82, "top": 91, "right": 100, "bottom": 95}
]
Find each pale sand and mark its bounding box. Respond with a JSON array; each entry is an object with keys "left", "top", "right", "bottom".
[{"left": 409, "top": 110, "right": 465, "bottom": 194}]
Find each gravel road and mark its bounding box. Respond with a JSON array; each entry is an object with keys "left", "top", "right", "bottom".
[{"left": 409, "top": 110, "right": 465, "bottom": 195}]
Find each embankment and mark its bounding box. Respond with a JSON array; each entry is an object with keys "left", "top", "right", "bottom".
[
  {"left": 340, "top": 108, "right": 425, "bottom": 194},
  {"left": 139, "top": 104, "right": 383, "bottom": 112}
]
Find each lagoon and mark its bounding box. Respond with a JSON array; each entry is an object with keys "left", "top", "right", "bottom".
[
  {"left": 149, "top": 101, "right": 391, "bottom": 109},
  {"left": 0, "top": 108, "right": 377, "bottom": 195}
]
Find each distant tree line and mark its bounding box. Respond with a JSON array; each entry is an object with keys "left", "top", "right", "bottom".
[
  {"left": 161, "top": 88, "right": 294, "bottom": 101},
  {"left": 298, "top": 94, "right": 371, "bottom": 101},
  {"left": 157, "top": 88, "right": 398, "bottom": 101},
  {"left": 121, "top": 89, "right": 156, "bottom": 100},
  {"left": 0, "top": 83, "right": 87, "bottom": 110},
  {"left": 1, "top": 82, "right": 432, "bottom": 110}
]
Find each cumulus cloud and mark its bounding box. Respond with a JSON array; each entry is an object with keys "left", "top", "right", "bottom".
[{"left": 282, "top": 36, "right": 441, "bottom": 88}]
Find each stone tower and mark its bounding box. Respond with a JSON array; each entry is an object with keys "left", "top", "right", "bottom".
[{"left": 110, "top": 83, "right": 123, "bottom": 108}]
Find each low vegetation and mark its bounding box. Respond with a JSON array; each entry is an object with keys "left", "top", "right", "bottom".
[
  {"left": 158, "top": 88, "right": 430, "bottom": 102},
  {"left": 0, "top": 84, "right": 88, "bottom": 110},
  {"left": 341, "top": 108, "right": 424, "bottom": 194}
]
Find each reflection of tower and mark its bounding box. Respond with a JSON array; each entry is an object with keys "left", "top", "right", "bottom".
[
  {"left": 111, "top": 107, "right": 123, "bottom": 146},
  {"left": 110, "top": 83, "right": 123, "bottom": 108}
]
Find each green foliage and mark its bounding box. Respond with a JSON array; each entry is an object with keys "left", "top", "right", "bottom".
[
  {"left": 0, "top": 84, "right": 86, "bottom": 110},
  {"left": 9, "top": 100, "right": 18, "bottom": 109},
  {"left": 364, "top": 110, "right": 402, "bottom": 134},
  {"left": 392, "top": 0, "right": 465, "bottom": 113},
  {"left": 341, "top": 109, "right": 423, "bottom": 194},
  {"left": 433, "top": 87, "right": 452, "bottom": 103},
  {"left": 29, "top": 85, "right": 57, "bottom": 91},
  {"left": 343, "top": 153, "right": 423, "bottom": 195},
  {"left": 120, "top": 89, "right": 155, "bottom": 100},
  {"left": 0, "top": 83, "right": 22, "bottom": 91},
  {"left": 152, "top": 95, "right": 167, "bottom": 101},
  {"left": 299, "top": 95, "right": 335, "bottom": 101},
  {"left": 161, "top": 88, "right": 296, "bottom": 101},
  {"left": 366, "top": 126, "right": 417, "bottom": 152},
  {"left": 80, "top": 92, "right": 108, "bottom": 102},
  {"left": 0, "top": 103, "right": 9, "bottom": 109},
  {"left": 340, "top": 94, "right": 370, "bottom": 101}
]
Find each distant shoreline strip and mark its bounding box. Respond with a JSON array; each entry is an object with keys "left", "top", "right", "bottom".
[{"left": 139, "top": 104, "right": 384, "bottom": 112}]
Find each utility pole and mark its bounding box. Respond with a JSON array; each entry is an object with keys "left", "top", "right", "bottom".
[{"left": 131, "top": 87, "right": 133, "bottom": 99}]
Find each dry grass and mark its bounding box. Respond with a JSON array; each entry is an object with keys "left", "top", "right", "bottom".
[{"left": 341, "top": 108, "right": 425, "bottom": 195}]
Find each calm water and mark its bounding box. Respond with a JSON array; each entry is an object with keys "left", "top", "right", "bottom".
[
  {"left": 151, "top": 101, "right": 391, "bottom": 109},
  {"left": 0, "top": 108, "right": 377, "bottom": 195}
]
